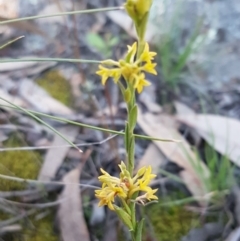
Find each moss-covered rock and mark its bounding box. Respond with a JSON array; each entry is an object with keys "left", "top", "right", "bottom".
[{"left": 36, "top": 70, "right": 72, "bottom": 106}]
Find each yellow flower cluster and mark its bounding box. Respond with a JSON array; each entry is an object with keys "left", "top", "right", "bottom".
[
  {"left": 96, "top": 42, "right": 157, "bottom": 93},
  {"left": 95, "top": 161, "right": 158, "bottom": 210}
]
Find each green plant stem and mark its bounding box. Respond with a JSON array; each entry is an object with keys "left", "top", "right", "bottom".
[
  {"left": 0, "top": 6, "right": 123, "bottom": 25},
  {"left": 127, "top": 36, "right": 146, "bottom": 241},
  {"left": 0, "top": 97, "right": 82, "bottom": 152},
  {"left": 0, "top": 58, "right": 100, "bottom": 64},
  {"left": 137, "top": 38, "right": 145, "bottom": 60},
  {"left": 126, "top": 103, "right": 135, "bottom": 175}
]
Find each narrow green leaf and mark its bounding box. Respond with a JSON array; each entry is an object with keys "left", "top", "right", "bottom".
[
  {"left": 0, "top": 97, "right": 82, "bottom": 152},
  {"left": 159, "top": 169, "right": 184, "bottom": 183},
  {"left": 0, "top": 103, "right": 179, "bottom": 142},
  {"left": 121, "top": 199, "right": 131, "bottom": 215},
  {"left": 129, "top": 104, "right": 138, "bottom": 131},
  {"left": 128, "top": 136, "right": 135, "bottom": 174},
  {"left": 135, "top": 218, "right": 144, "bottom": 241},
  {"left": 114, "top": 205, "right": 134, "bottom": 231},
  {"left": 0, "top": 36, "right": 24, "bottom": 50},
  {"left": 0, "top": 7, "right": 122, "bottom": 25},
  {"left": 124, "top": 123, "right": 129, "bottom": 152},
  {"left": 0, "top": 58, "right": 100, "bottom": 64}
]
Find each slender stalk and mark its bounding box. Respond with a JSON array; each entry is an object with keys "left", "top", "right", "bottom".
[
  {"left": 0, "top": 58, "right": 100, "bottom": 64},
  {"left": 0, "top": 97, "right": 82, "bottom": 152},
  {"left": 0, "top": 6, "right": 123, "bottom": 25},
  {"left": 0, "top": 36, "right": 24, "bottom": 49},
  {"left": 0, "top": 104, "right": 178, "bottom": 143}
]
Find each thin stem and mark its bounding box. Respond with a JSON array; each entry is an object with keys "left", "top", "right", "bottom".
[
  {"left": 136, "top": 38, "right": 145, "bottom": 60},
  {"left": 0, "top": 36, "right": 24, "bottom": 49},
  {"left": 0, "top": 174, "right": 99, "bottom": 189},
  {"left": 0, "top": 97, "right": 82, "bottom": 153},
  {"left": 0, "top": 104, "right": 179, "bottom": 143},
  {"left": 0, "top": 6, "right": 123, "bottom": 25},
  {"left": 0, "top": 58, "right": 100, "bottom": 64}
]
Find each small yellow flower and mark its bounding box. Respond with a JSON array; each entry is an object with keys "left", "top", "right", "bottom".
[
  {"left": 134, "top": 73, "right": 151, "bottom": 93},
  {"left": 126, "top": 42, "right": 137, "bottom": 63},
  {"left": 129, "top": 165, "right": 157, "bottom": 196},
  {"left": 135, "top": 188, "right": 158, "bottom": 205},
  {"left": 139, "top": 42, "right": 156, "bottom": 63},
  {"left": 96, "top": 66, "right": 111, "bottom": 85},
  {"left": 145, "top": 188, "right": 158, "bottom": 200},
  {"left": 141, "top": 62, "right": 157, "bottom": 75},
  {"left": 95, "top": 183, "right": 127, "bottom": 210}
]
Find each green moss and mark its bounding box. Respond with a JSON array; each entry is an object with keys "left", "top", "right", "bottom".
[
  {"left": 0, "top": 135, "right": 41, "bottom": 191},
  {"left": 145, "top": 202, "right": 199, "bottom": 241},
  {"left": 3, "top": 210, "right": 58, "bottom": 241},
  {"left": 0, "top": 136, "right": 59, "bottom": 241},
  {"left": 36, "top": 70, "right": 72, "bottom": 106}
]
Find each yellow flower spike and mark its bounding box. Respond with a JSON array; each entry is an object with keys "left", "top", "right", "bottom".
[
  {"left": 95, "top": 164, "right": 158, "bottom": 211},
  {"left": 96, "top": 41, "right": 157, "bottom": 94}
]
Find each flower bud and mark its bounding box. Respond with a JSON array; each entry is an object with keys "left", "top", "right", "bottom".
[
  {"left": 124, "top": 0, "right": 152, "bottom": 22},
  {"left": 124, "top": 0, "right": 153, "bottom": 40}
]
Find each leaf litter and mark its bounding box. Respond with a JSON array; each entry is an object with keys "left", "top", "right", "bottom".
[{"left": 1, "top": 0, "right": 240, "bottom": 240}]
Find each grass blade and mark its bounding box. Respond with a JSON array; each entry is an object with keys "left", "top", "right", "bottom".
[
  {"left": 0, "top": 58, "right": 100, "bottom": 64},
  {"left": 0, "top": 6, "right": 123, "bottom": 25},
  {"left": 0, "top": 103, "right": 179, "bottom": 143},
  {"left": 0, "top": 36, "right": 24, "bottom": 50},
  {"left": 0, "top": 97, "right": 82, "bottom": 153}
]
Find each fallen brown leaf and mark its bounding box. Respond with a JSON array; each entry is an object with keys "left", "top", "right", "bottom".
[
  {"left": 18, "top": 79, "right": 73, "bottom": 115},
  {"left": 58, "top": 167, "right": 90, "bottom": 241},
  {"left": 174, "top": 101, "right": 196, "bottom": 115},
  {"left": 38, "top": 126, "right": 80, "bottom": 181},
  {"left": 177, "top": 114, "right": 240, "bottom": 166},
  {"left": 225, "top": 227, "right": 240, "bottom": 241},
  {"left": 137, "top": 107, "right": 210, "bottom": 205},
  {"left": 174, "top": 101, "right": 201, "bottom": 146},
  {"left": 0, "top": 61, "right": 37, "bottom": 72},
  {"left": 136, "top": 143, "right": 166, "bottom": 172},
  {"left": 0, "top": 88, "right": 27, "bottom": 108}
]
